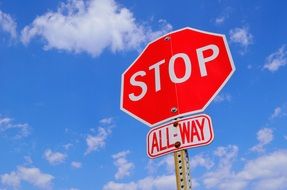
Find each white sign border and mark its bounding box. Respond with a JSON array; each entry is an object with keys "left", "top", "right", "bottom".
[{"left": 146, "top": 114, "right": 214, "bottom": 159}]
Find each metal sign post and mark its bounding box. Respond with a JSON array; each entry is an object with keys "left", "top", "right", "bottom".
[
  {"left": 174, "top": 149, "right": 192, "bottom": 190},
  {"left": 172, "top": 119, "right": 192, "bottom": 190}
]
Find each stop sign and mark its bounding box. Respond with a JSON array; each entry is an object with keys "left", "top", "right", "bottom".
[{"left": 121, "top": 27, "right": 235, "bottom": 127}]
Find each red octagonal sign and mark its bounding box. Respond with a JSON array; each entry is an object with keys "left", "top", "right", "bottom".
[{"left": 121, "top": 27, "right": 235, "bottom": 127}]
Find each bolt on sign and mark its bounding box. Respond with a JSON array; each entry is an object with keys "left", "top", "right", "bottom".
[
  {"left": 147, "top": 114, "right": 213, "bottom": 158},
  {"left": 121, "top": 27, "right": 235, "bottom": 127}
]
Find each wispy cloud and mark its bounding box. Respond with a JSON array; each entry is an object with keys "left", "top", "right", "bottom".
[
  {"left": 236, "top": 150, "right": 287, "bottom": 190},
  {"left": 0, "top": 166, "right": 54, "bottom": 190},
  {"left": 100, "top": 117, "right": 114, "bottom": 125},
  {"left": 214, "top": 93, "right": 232, "bottom": 103},
  {"left": 264, "top": 45, "right": 287, "bottom": 72},
  {"left": 103, "top": 175, "right": 178, "bottom": 190},
  {"left": 103, "top": 145, "right": 287, "bottom": 190},
  {"left": 0, "top": 116, "right": 31, "bottom": 139},
  {"left": 269, "top": 104, "right": 287, "bottom": 120},
  {"left": 271, "top": 107, "right": 282, "bottom": 119},
  {"left": 214, "top": 7, "right": 232, "bottom": 25},
  {"left": 103, "top": 181, "right": 137, "bottom": 190},
  {"left": 157, "top": 155, "right": 174, "bottom": 173},
  {"left": 71, "top": 161, "right": 82, "bottom": 169},
  {"left": 85, "top": 117, "right": 115, "bottom": 155},
  {"left": 21, "top": 0, "right": 172, "bottom": 57},
  {"left": 148, "top": 152, "right": 213, "bottom": 175},
  {"left": 85, "top": 127, "right": 111, "bottom": 154},
  {"left": 251, "top": 128, "right": 273, "bottom": 153},
  {"left": 204, "top": 149, "right": 287, "bottom": 190},
  {"left": 44, "top": 149, "right": 66, "bottom": 165},
  {"left": 229, "top": 26, "right": 253, "bottom": 54},
  {"left": 103, "top": 174, "right": 199, "bottom": 190},
  {"left": 24, "top": 156, "right": 33, "bottom": 165},
  {"left": 63, "top": 143, "right": 73, "bottom": 150},
  {"left": 203, "top": 145, "right": 239, "bottom": 188},
  {"left": 112, "top": 150, "right": 134, "bottom": 180},
  {"left": 202, "top": 145, "right": 287, "bottom": 190},
  {"left": 189, "top": 154, "right": 214, "bottom": 170},
  {"left": 215, "top": 16, "right": 225, "bottom": 25},
  {"left": 0, "top": 10, "right": 17, "bottom": 39},
  {"left": 147, "top": 155, "right": 174, "bottom": 174},
  {"left": 105, "top": 151, "right": 201, "bottom": 189}
]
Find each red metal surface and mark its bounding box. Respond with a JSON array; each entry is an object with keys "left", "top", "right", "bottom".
[{"left": 121, "top": 27, "right": 235, "bottom": 127}]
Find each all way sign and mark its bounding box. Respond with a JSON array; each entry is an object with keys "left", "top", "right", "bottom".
[{"left": 147, "top": 114, "right": 214, "bottom": 158}]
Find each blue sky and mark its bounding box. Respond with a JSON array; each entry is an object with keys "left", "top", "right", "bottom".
[{"left": 1, "top": 0, "right": 287, "bottom": 190}]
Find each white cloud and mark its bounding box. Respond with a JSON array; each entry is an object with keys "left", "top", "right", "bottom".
[
  {"left": 112, "top": 150, "right": 134, "bottom": 180},
  {"left": 271, "top": 107, "right": 282, "bottom": 119},
  {"left": 214, "top": 145, "right": 239, "bottom": 159},
  {"left": 254, "top": 177, "right": 287, "bottom": 190},
  {"left": 264, "top": 45, "right": 287, "bottom": 72},
  {"left": 100, "top": 117, "right": 114, "bottom": 125},
  {"left": 215, "top": 16, "right": 226, "bottom": 25},
  {"left": 44, "top": 149, "right": 66, "bottom": 165},
  {"left": 236, "top": 150, "right": 287, "bottom": 190},
  {"left": 0, "top": 116, "right": 31, "bottom": 139},
  {"left": 229, "top": 27, "right": 253, "bottom": 54},
  {"left": 63, "top": 143, "right": 73, "bottom": 150},
  {"left": 108, "top": 151, "right": 197, "bottom": 189},
  {"left": 104, "top": 151, "right": 206, "bottom": 190},
  {"left": 103, "top": 175, "right": 199, "bottom": 190},
  {"left": 157, "top": 155, "right": 174, "bottom": 173},
  {"left": 21, "top": 0, "right": 172, "bottom": 57},
  {"left": 105, "top": 145, "right": 287, "bottom": 190},
  {"left": 24, "top": 156, "right": 33, "bottom": 165},
  {"left": 203, "top": 145, "right": 239, "bottom": 188},
  {"left": 85, "top": 127, "right": 111, "bottom": 154},
  {"left": 238, "top": 151, "right": 287, "bottom": 179},
  {"left": 71, "top": 161, "right": 82, "bottom": 169},
  {"left": 214, "top": 6, "right": 231, "bottom": 25},
  {"left": 146, "top": 155, "right": 174, "bottom": 175},
  {"left": 0, "top": 10, "right": 17, "bottom": 39},
  {"left": 0, "top": 166, "right": 54, "bottom": 190},
  {"left": 103, "top": 175, "right": 176, "bottom": 190},
  {"left": 251, "top": 128, "right": 273, "bottom": 153},
  {"left": 202, "top": 144, "right": 287, "bottom": 190},
  {"left": 148, "top": 153, "right": 213, "bottom": 175},
  {"left": 257, "top": 128, "right": 273, "bottom": 144},
  {"left": 214, "top": 93, "right": 232, "bottom": 103},
  {"left": 85, "top": 117, "right": 114, "bottom": 155},
  {"left": 189, "top": 154, "right": 214, "bottom": 170},
  {"left": 139, "top": 175, "right": 176, "bottom": 190},
  {"left": 18, "top": 167, "right": 54, "bottom": 189},
  {"left": 103, "top": 181, "right": 137, "bottom": 190},
  {"left": 1, "top": 171, "right": 20, "bottom": 189},
  {"left": 269, "top": 104, "right": 287, "bottom": 120}
]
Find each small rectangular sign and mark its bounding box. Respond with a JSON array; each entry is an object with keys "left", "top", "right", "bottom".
[{"left": 147, "top": 114, "right": 214, "bottom": 158}]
